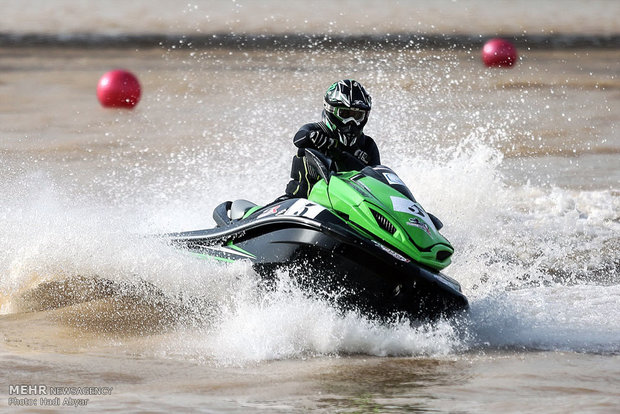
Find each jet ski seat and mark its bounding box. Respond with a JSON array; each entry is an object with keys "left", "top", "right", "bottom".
[
  {"left": 230, "top": 199, "right": 258, "bottom": 220},
  {"left": 212, "top": 199, "right": 258, "bottom": 227}
]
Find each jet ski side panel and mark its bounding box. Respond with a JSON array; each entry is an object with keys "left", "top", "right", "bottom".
[{"left": 170, "top": 216, "right": 467, "bottom": 319}]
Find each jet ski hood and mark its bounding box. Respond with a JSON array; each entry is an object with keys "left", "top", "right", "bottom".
[{"left": 309, "top": 164, "right": 454, "bottom": 271}]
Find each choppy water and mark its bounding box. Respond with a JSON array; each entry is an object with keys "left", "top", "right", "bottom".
[{"left": 1, "top": 1, "right": 619, "bottom": 413}]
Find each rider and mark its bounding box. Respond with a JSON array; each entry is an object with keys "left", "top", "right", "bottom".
[{"left": 284, "top": 79, "right": 381, "bottom": 198}]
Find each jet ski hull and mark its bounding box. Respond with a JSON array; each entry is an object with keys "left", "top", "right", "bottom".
[{"left": 167, "top": 198, "right": 468, "bottom": 320}]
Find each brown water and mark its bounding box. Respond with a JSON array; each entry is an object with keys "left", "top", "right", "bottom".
[{"left": 1, "top": 2, "right": 620, "bottom": 411}]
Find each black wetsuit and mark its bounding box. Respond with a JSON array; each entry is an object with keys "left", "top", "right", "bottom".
[{"left": 284, "top": 122, "right": 381, "bottom": 198}]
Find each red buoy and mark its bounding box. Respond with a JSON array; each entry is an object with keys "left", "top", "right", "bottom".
[
  {"left": 97, "top": 70, "right": 141, "bottom": 108},
  {"left": 481, "top": 38, "right": 518, "bottom": 68}
]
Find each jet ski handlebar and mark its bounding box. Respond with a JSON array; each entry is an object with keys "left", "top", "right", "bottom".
[
  {"left": 304, "top": 148, "right": 334, "bottom": 184},
  {"left": 305, "top": 147, "right": 367, "bottom": 182}
]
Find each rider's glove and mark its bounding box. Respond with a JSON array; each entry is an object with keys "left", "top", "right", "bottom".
[{"left": 309, "top": 130, "right": 337, "bottom": 150}]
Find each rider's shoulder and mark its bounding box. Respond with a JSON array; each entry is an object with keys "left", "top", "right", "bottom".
[
  {"left": 298, "top": 122, "right": 327, "bottom": 132},
  {"left": 358, "top": 133, "right": 377, "bottom": 148},
  {"left": 362, "top": 133, "right": 375, "bottom": 142}
]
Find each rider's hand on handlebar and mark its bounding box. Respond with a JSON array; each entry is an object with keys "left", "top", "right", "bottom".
[{"left": 309, "top": 130, "right": 337, "bottom": 150}]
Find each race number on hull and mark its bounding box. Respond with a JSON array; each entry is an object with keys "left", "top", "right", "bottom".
[
  {"left": 284, "top": 199, "right": 326, "bottom": 219},
  {"left": 390, "top": 196, "right": 435, "bottom": 229},
  {"left": 256, "top": 199, "right": 326, "bottom": 220}
]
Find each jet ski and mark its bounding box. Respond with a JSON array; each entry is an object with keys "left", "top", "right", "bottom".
[{"left": 166, "top": 149, "right": 468, "bottom": 320}]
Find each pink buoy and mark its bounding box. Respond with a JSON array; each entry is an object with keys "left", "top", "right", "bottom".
[
  {"left": 481, "top": 38, "right": 518, "bottom": 68},
  {"left": 97, "top": 69, "right": 141, "bottom": 108}
]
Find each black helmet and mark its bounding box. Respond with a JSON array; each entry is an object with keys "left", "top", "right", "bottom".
[{"left": 322, "top": 80, "right": 372, "bottom": 146}]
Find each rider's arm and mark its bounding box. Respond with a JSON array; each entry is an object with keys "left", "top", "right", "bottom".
[
  {"left": 293, "top": 123, "right": 318, "bottom": 148},
  {"left": 293, "top": 123, "right": 336, "bottom": 151}
]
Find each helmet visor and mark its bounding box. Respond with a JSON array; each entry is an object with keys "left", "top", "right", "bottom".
[{"left": 325, "top": 103, "right": 368, "bottom": 126}]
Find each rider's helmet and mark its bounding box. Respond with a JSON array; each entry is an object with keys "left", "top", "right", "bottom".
[{"left": 322, "top": 80, "right": 372, "bottom": 146}]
